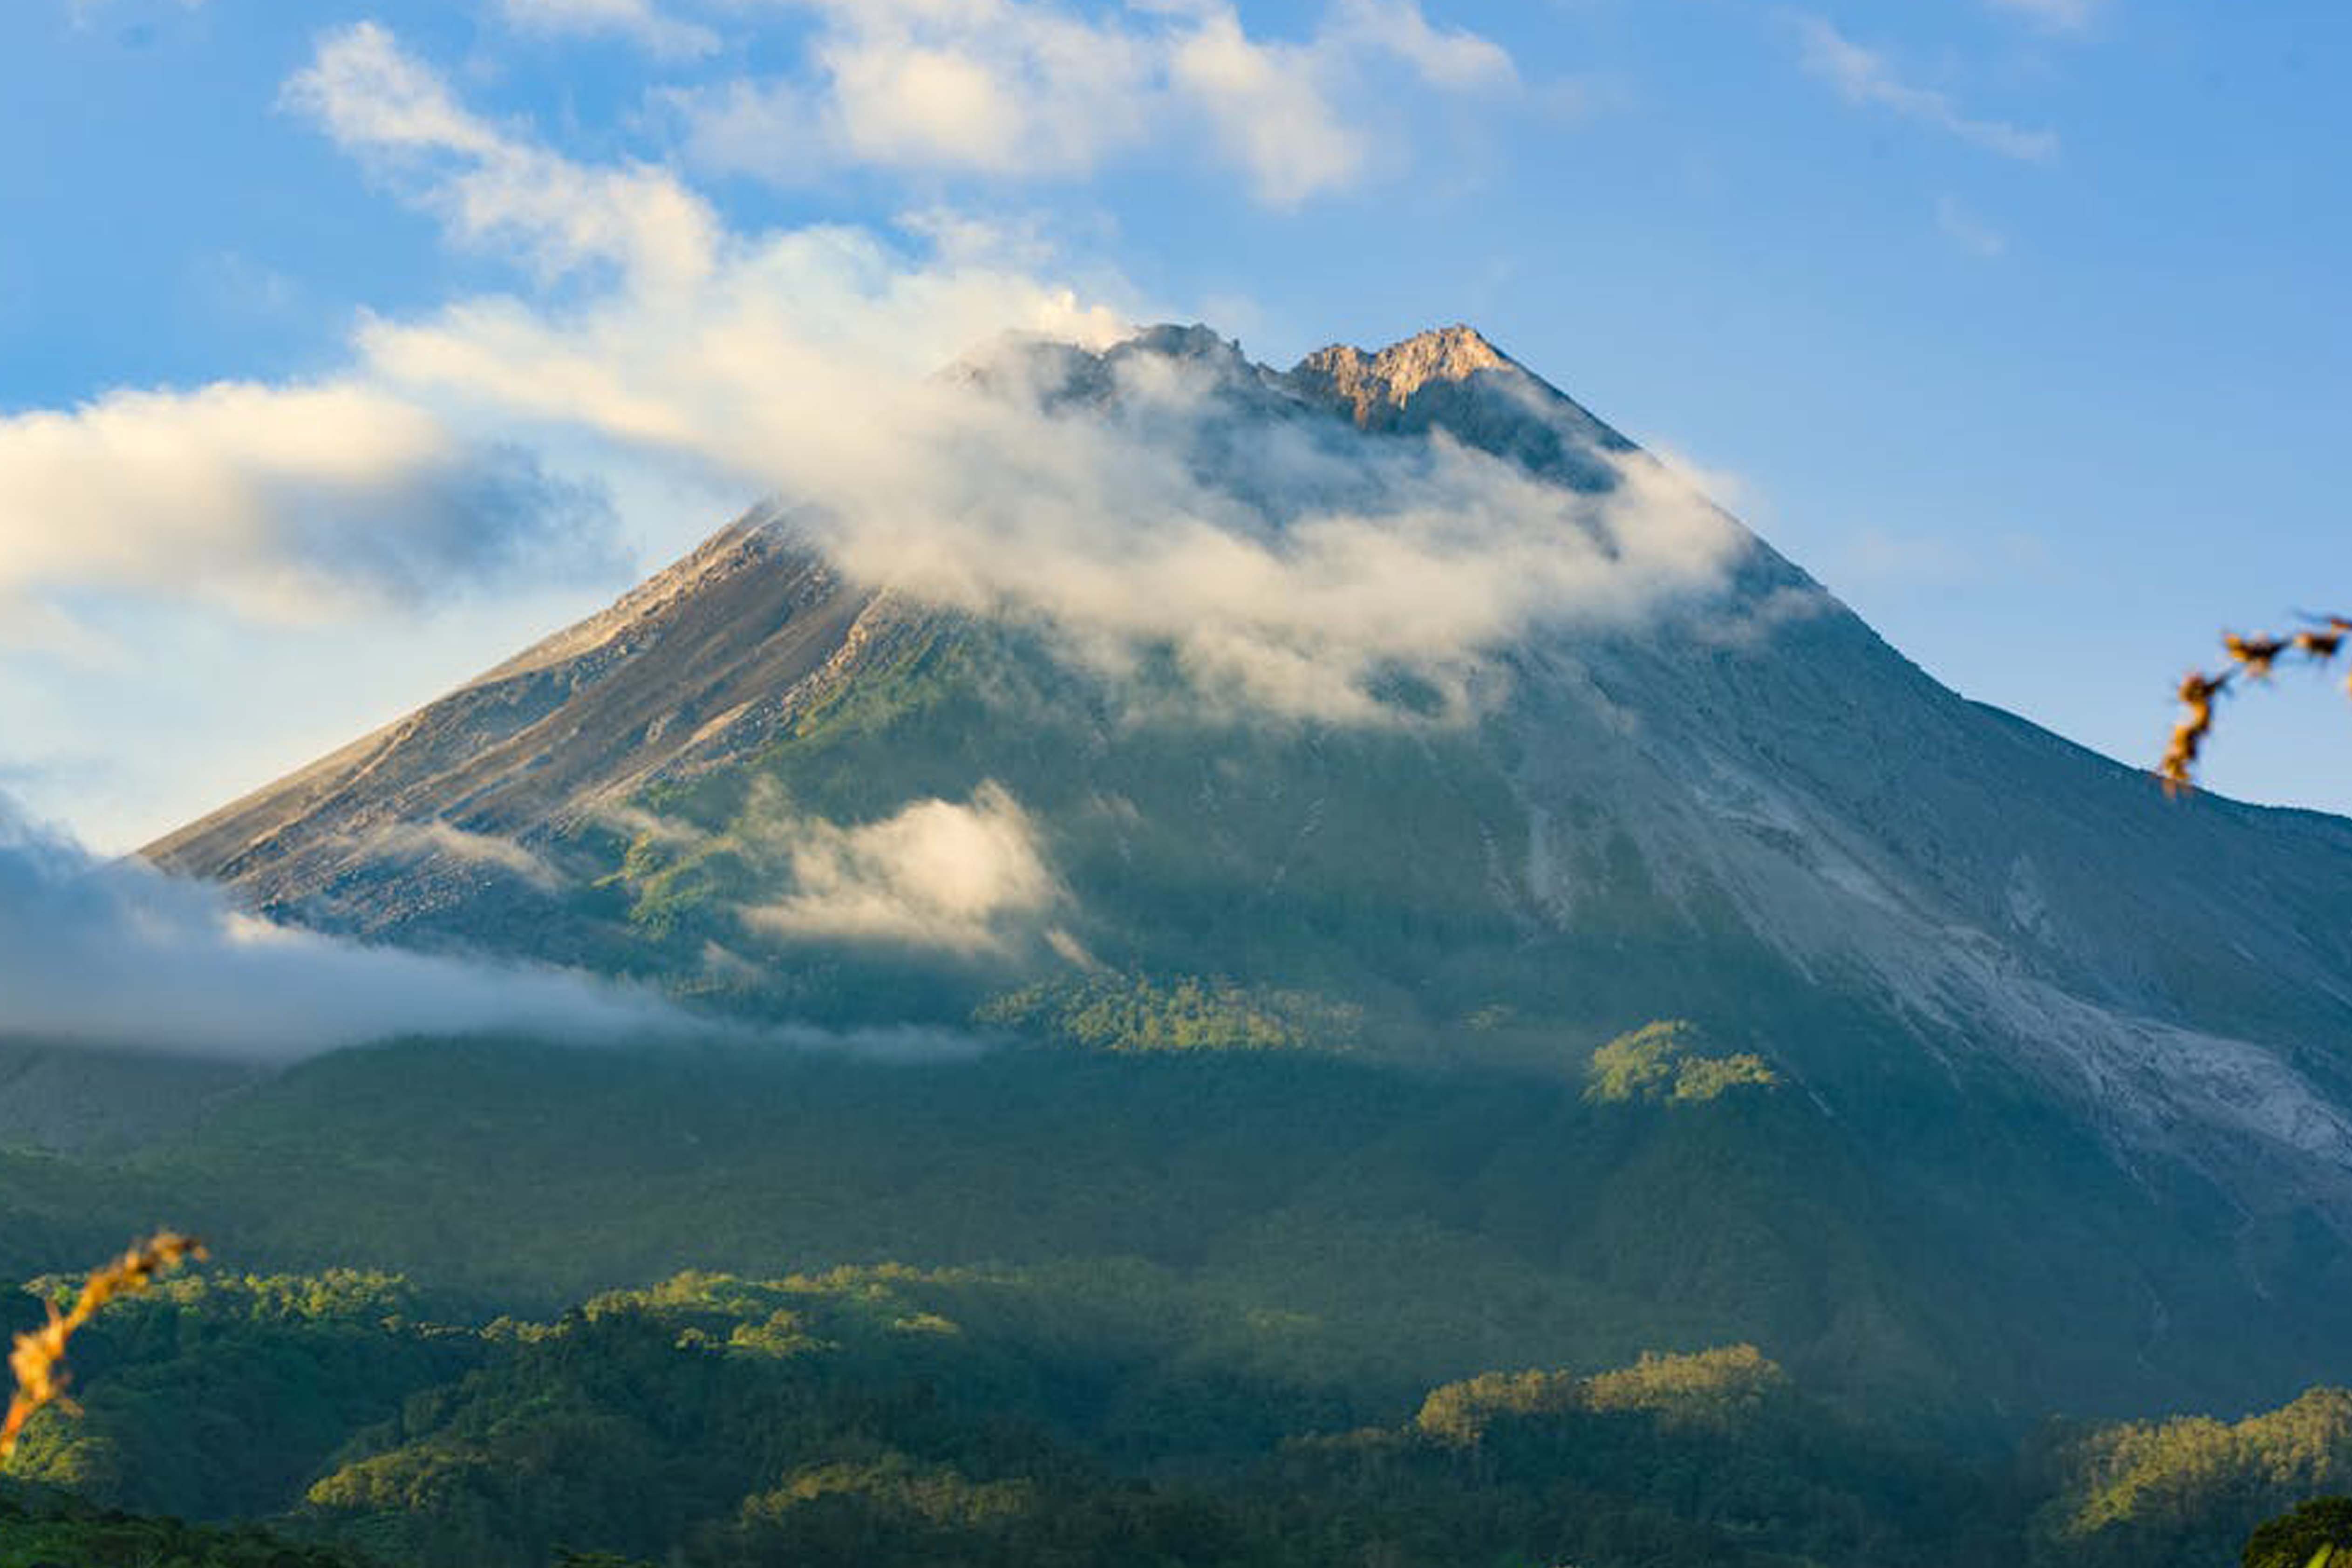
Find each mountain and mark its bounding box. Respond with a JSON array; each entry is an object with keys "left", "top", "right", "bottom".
[{"left": 130, "top": 323, "right": 2352, "bottom": 1421}]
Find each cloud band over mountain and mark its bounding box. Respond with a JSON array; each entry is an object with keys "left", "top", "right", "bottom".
[
  {"left": 0, "top": 793, "right": 693, "bottom": 1059},
  {"left": 0, "top": 22, "right": 1740, "bottom": 734}
]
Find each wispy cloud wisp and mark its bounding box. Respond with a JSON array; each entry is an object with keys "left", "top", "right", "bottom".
[{"left": 1793, "top": 14, "right": 2059, "bottom": 161}]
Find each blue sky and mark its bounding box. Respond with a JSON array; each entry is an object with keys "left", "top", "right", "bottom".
[{"left": 2, "top": 0, "right": 2346, "bottom": 848}]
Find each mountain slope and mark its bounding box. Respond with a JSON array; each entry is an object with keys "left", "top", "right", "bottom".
[
  {"left": 145, "top": 323, "right": 2352, "bottom": 1195},
  {"left": 147, "top": 510, "right": 882, "bottom": 929},
  {"left": 131, "top": 322, "right": 2352, "bottom": 1418}
]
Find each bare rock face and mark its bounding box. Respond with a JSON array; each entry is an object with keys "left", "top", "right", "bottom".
[
  {"left": 1288, "top": 326, "right": 1635, "bottom": 489},
  {"left": 1290, "top": 324, "right": 1514, "bottom": 426},
  {"left": 144, "top": 511, "right": 894, "bottom": 933}
]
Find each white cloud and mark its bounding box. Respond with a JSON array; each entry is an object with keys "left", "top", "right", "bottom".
[
  {"left": 793, "top": 372, "right": 1748, "bottom": 719},
  {"left": 662, "top": 76, "right": 827, "bottom": 185},
  {"left": 740, "top": 783, "right": 1060, "bottom": 954},
  {"left": 364, "top": 820, "right": 565, "bottom": 891},
  {"left": 501, "top": 0, "right": 721, "bottom": 59},
  {"left": 1643, "top": 440, "right": 1766, "bottom": 526},
  {"left": 7, "top": 22, "right": 1745, "bottom": 774},
  {"left": 665, "top": 0, "right": 1518, "bottom": 205},
  {"left": 0, "top": 792, "right": 991, "bottom": 1059},
  {"left": 1322, "top": 0, "right": 1517, "bottom": 91},
  {"left": 288, "top": 21, "right": 722, "bottom": 289},
  {"left": 282, "top": 20, "right": 502, "bottom": 159},
  {"left": 0, "top": 794, "right": 689, "bottom": 1058},
  {"left": 811, "top": 0, "right": 1157, "bottom": 178},
  {"left": 0, "top": 379, "right": 620, "bottom": 622},
  {"left": 299, "top": 27, "right": 1743, "bottom": 719},
  {"left": 1793, "top": 14, "right": 2058, "bottom": 161},
  {"left": 1166, "top": 7, "right": 1366, "bottom": 206}
]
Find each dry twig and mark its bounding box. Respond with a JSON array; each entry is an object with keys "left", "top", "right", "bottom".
[
  {"left": 2, "top": 1231, "right": 205, "bottom": 1460},
  {"left": 2160, "top": 615, "right": 2351, "bottom": 794}
]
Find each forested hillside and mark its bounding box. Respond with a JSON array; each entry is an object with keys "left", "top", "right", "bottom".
[
  {"left": 4, "top": 1259, "right": 2345, "bottom": 1568},
  {"left": 9, "top": 1026, "right": 2333, "bottom": 1426}
]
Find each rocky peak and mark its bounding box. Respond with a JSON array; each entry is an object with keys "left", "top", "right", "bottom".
[
  {"left": 1289, "top": 325, "right": 1516, "bottom": 426},
  {"left": 1286, "top": 324, "right": 1632, "bottom": 490}
]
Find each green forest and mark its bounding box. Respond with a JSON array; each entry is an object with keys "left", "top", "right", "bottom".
[
  {"left": 5, "top": 1004, "right": 2350, "bottom": 1567},
  {"left": 4, "top": 1255, "right": 2350, "bottom": 1567}
]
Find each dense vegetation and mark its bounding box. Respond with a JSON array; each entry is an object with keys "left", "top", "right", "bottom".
[
  {"left": 6, "top": 1259, "right": 2348, "bottom": 1568},
  {"left": 976, "top": 973, "right": 1365, "bottom": 1056},
  {"left": 4, "top": 1010, "right": 2348, "bottom": 1567},
  {"left": 1582, "top": 1020, "right": 1777, "bottom": 1105},
  {"left": 2032, "top": 1390, "right": 2352, "bottom": 1566},
  {"left": 1, "top": 977, "right": 2345, "bottom": 1566},
  {"left": 11, "top": 1026, "right": 2306, "bottom": 1426},
  {"left": 2241, "top": 1497, "right": 2352, "bottom": 1568},
  {"left": 0, "top": 1486, "right": 371, "bottom": 1568}
]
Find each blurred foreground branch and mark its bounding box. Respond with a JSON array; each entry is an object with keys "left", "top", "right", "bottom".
[
  {"left": 2, "top": 1231, "right": 205, "bottom": 1460},
  {"left": 2160, "top": 616, "right": 2350, "bottom": 794}
]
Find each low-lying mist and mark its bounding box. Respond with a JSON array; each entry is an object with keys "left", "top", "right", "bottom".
[{"left": 0, "top": 793, "right": 975, "bottom": 1063}]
